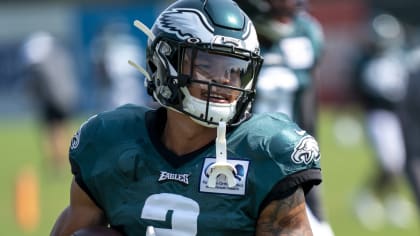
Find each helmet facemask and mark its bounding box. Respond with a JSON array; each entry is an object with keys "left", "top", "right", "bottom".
[{"left": 149, "top": 38, "right": 262, "bottom": 127}]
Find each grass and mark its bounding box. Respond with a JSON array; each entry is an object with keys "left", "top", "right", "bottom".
[
  {"left": 0, "top": 107, "right": 418, "bottom": 236},
  {"left": 317, "top": 106, "right": 419, "bottom": 236},
  {"left": 0, "top": 119, "right": 73, "bottom": 236}
]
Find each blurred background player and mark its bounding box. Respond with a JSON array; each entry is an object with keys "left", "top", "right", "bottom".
[
  {"left": 19, "top": 31, "right": 79, "bottom": 172},
  {"left": 351, "top": 12, "right": 415, "bottom": 229},
  {"left": 90, "top": 20, "right": 153, "bottom": 111},
  {"left": 236, "top": 0, "right": 332, "bottom": 235}
]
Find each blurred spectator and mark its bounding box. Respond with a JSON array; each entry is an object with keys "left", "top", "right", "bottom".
[
  {"left": 19, "top": 31, "right": 79, "bottom": 172},
  {"left": 90, "top": 20, "right": 152, "bottom": 111},
  {"left": 351, "top": 12, "right": 415, "bottom": 229},
  {"left": 236, "top": 0, "right": 333, "bottom": 235}
]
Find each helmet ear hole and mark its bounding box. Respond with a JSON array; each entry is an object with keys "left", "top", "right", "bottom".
[
  {"left": 146, "top": 61, "right": 157, "bottom": 96},
  {"left": 146, "top": 75, "right": 156, "bottom": 97}
]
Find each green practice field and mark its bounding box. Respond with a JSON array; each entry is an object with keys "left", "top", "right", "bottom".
[{"left": 0, "top": 107, "right": 419, "bottom": 236}]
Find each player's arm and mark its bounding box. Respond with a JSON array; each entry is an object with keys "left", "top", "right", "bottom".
[
  {"left": 50, "top": 178, "right": 107, "bottom": 236},
  {"left": 256, "top": 186, "right": 313, "bottom": 236}
]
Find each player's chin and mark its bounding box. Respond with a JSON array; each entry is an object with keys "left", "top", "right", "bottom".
[{"left": 71, "top": 226, "right": 123, "bottom": 236}]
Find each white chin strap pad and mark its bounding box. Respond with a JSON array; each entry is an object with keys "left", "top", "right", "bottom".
[{"left": 181, "top": 87, "right": 237, "bottom": 127}]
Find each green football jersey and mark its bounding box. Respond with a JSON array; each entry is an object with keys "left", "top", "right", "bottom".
[
  {"left": 257, "top": 12, "right": 324, "bottom": 87},
  {"left": 69, "top": 105, "right": 321, "bottom": 236},
  {"left": 254, "top": 12, "right": 324, "bottom": 125}
]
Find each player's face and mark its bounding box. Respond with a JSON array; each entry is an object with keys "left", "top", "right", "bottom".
[{"left": 182, "top": 48, "right": 252, "bottom": 104}]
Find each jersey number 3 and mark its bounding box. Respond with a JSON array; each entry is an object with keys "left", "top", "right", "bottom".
[{"left": 141, "top": 193, "right": 199, "bottom": 236}]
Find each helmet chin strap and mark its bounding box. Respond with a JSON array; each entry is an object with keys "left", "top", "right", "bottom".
[
  {"left": 207, "top": 121, "right": 237, "bottom": 188},
  {"left": 181, "top": 86, "right": 238, "bottom": 127},
  {"left": 128, "top": 60, "right": 151, "bottom": 82},
  {"left": 134, "top": 20, "right": 155, "bottom": 41}
]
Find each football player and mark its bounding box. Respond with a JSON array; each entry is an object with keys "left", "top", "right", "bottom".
[
  {"left": 235, "top": 0, "right": 333, "bottom": 235},
  {"left": 351, "top": 13, "right": 415, "bottom": 229},
  {"left": 20, "top": 31, "right": 79, "bottom": 172},
  {"left": 50, "top": 0, "right": 322, "bottom": 235}
]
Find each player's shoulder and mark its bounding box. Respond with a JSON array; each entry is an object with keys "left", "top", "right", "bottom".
[
  {"left": 69, "top": 104, "right": 150, "bottom": 152},
  {"left": 295, "top": 11, "right": 321, "bottom": 26},
  {"left": 295, "top": 11, "right": 323, "bottom": 34},
  {"left": 241, "top": 112, "right": 300, "bottom": 135},
  {"left": 88, "top": 104, "right": 148, "bottom": 131},
  {"left": 98, "top": 104, "right": 149, "bottom": 122},
  {"left": 233, "top": 112, "right": 321, "bottom": 168},
  {"left": 234, "top": 112, "right": 307, "bottom": 147}
]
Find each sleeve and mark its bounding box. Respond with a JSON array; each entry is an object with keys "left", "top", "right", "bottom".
[
  {"left": 268, "top": 129, "right": 322, "bottom": 186},
  {"left": 68, "top": 114, "right": 103, "bottom": 207},
  {"left": 259, "top": 120, "right": 322, "bottom": 209},
  {"left": 259, "top": 169, "right": 322, "bottom": 211}
]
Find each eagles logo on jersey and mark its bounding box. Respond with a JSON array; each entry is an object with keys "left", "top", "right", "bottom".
[
  {"left": 291, "top": 135, "right": 320, "bottom": 164},
  {"left": 70, "top": 114, "right": 97, "bottom": 151}
]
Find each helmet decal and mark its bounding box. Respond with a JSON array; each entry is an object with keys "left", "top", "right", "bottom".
[
  {"left": 157, "top": 8, "right": 215, "bottom": 42},
  {"left": 243, "top": 21, "right": 259, "bottom": 53}
]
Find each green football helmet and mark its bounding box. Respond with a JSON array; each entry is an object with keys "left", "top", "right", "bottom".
[{"left": 145, "top": 0, "right": 263, "bottom": 127}]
